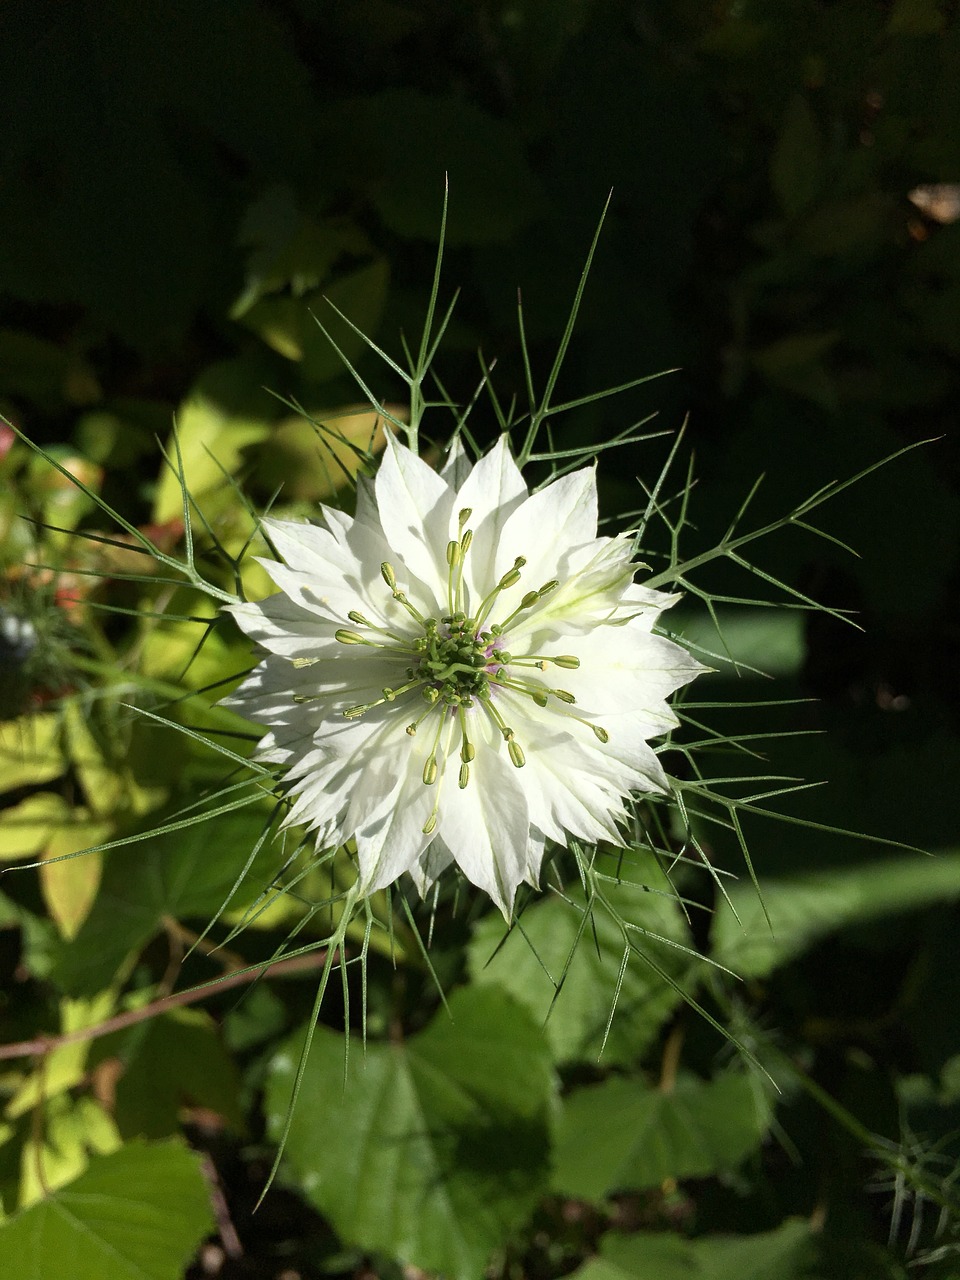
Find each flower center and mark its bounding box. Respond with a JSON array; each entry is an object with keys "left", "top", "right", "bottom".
[
  {"left": 319, "top": 511, "right": 607, "bottom": 833},
  {"left": 416, "top": 615, "right": 494, "bottom": 705}
]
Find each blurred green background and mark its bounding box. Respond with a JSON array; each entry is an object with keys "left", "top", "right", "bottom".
[{"left": 1, "top": 2, "right": 959, "bottom": 1277}]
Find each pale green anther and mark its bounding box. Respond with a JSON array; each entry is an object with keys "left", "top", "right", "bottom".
[
  {"left": 532, "top": 691, "right": 548, "bottom": 707},
  {"left": 515, "top": 556, "right": 527, "bottom": 569},
  {"left": 343, "top": 704, "right": 368, "bottom": 719},
  {"left": 553, "top": 689, "right": 576, "bottom": 704},
  {"left": 383, "top": 687, "right": 396, "bottom": 701},
  {"left": 458, "top": 762, "right": 470, "bottom": 789},
  {"left": 347, "top": 610, "right": 369, "bottom": 625},
  {"left": 552, "top": 655, "right": 580, "bottom": 669},
  {"left": 499, "top": 568, "right": 521, "bottom": 589},
  {"left": 381, "top": 562, "right": 396, "bottom": 589},
  {"left": 508, "top": 739, "right": 526, "bottom": 768},
  {"left": 422, "top": 755, "right": 438, "bottom": 785},
  {"left": 422, "top": 811, "right": 438, "bottom": 835},
  {"left": 592, "top": 725, "right": 610, "bottom": 743},
  {"left": 335, "top": 629, "right": 367, "bottom": 645},
  {"left": 461, "top": 741, "right": 475, "bottom": 763},
  {"left": 460, "top": 529, "right": 473, "bottom": 554},
  {"left": 501, "top": 726, "right": 515, "bottom": 742},
  {"left": 538, "top": 579, "right": 559, "bottom": 596},
  {"left": 291, "top": 656, "right": 320, "bottom": 668},
  {"left": 406, "top": 723, "right": 417, "bottom": 736},
  {"left": 292, "top": 693, "right": 319, "bottom": 704},
  {"left": 458, "top": 507, "right": 472, "bottom": 529},
  {"left": 520, "top": 591, "right": 539, "bottom": 610},
  {"left": 446, "top": 540, "right": 461, "bottom": 566}
]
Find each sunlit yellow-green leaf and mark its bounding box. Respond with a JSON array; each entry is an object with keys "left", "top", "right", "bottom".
[
  {"left": 18, "top": 1094, "right": 121, "bottom": 1209},
  {"left": 248, "top": 404, "right": 391, "bottom": 502},
  {"left": 39, "top": 809, "right": 109, "bottom": 939},
  {"left": 63, "top": 702, "right": 124, "bottom": 818},
  {"left": 0, "top": 713, "right": 64, "bottom": 792},
  {"left": 153, "top": 362, "right": 273, "bottom": 523},
  {"left": 0, "top": 792, "right": 69, "bottom": 862}
]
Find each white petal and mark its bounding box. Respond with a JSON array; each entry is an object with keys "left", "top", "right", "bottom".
[
  {"left": 493, "top": 465, "right": 598, "bottom": 611},
  {"left": 374, "top": 432, "right": 455, "bottom": 599},
  {"left": 440, "top": 437, "right": 473, "bottom": 489},
  {"left": 434, "top": 705, "right": 530, "bottom": 917},
  {"left": 355, "top": 746, "right": 437, "bottom": 894},
  {"left": 454, "top": 434, "right": 528, "bottom": 605}
]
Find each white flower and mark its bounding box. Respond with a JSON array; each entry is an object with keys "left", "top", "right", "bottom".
[{"left": 225, "top": 434, "right": 705, "bottom": 916}]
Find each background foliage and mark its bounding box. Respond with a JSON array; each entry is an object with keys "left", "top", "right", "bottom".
[{"left": 1, "top": 2, "right": 959, "bottom": 1277}]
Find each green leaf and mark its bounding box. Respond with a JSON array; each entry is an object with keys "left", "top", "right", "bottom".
[
  {"left": 51, "top": 799, "right": 281, "bottom": 996},
  {"left": 770, "top": 95, "right": 822, "bottom": 218},
  {"left": 153, "top": 360, "right": 274, "bottom": 523},
  {"left": 265, "top": 985, "right": 555, "bottom": 1280},
  {"left": 553, "top": 1071, "right": 772, "bottom": 1201},
  {"left": 712, "top": 849, "right": 960, "bottom": 979},
  {"left": 0, "top": 713, "right": 64, "bottom": 792},
  {"left": 0, "top": 793, "right": 70, "bottom": 863},
  {"left": 93, "top": 1009, "right": 244, "bottom": 1139},
  {"left": 673, "top": 607, "right": 806, "bottom": 678},
  {"left": 468, "top": 872, "right": 699, "bottom": 1065},
  {"left": 568, "top": 1219, "right": 816, "bottom": 1280},
  {"left": 318, "top": 89, "right": 544, "bottom": 245},
  {"left": 0, "top": 1141, "right": 213, "bottom": 1279}
]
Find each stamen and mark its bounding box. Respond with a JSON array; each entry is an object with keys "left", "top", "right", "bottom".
[
  {"left": 458, "top": 762, "right": 470, "bottom": 788},
  {"left": 495, "top": 588, "right": 542, "bottom": 632},
  {"left": 511, "top": 653, "right": 580, "bottom": 670},
  {"left": 346, "top": 611, "right": 410, "bottom": 644},
  {"left": 335, "top": 629, "right": 373, "bottom": 646},
  {"left": 474, "top": 556, "right": 527, "bottom": 629},
  {"left": 507, "top": 739, "right": 525, "bottom": 768}
]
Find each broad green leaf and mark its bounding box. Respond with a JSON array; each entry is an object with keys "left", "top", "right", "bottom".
[
  {"left": 0, "top": 713, "right": 64, "bottom": 792},
  {"left": 93, "top": 1009, "right": 244, "bottom": 1139},
  {"left": 468, "top": 871, "right": 699, "bottom": 1065},
  {"left": 553, "top": 1071, "right": 772, "bottom": 1201},
  {"left": 712, "top": 849, "right": 960, "bottom": 979},
  {"left": 568, "top": 1219, "right": 815, "bottom": 1280},
  {"left": 0, "top": 1141, "right": 213, "bottom": 1280},
  {"left": 51, "top": 800, "right": 281, "bottom": 996},
  {"left": 265, "top": 986, "right": 555, "bottom": 1280}
]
